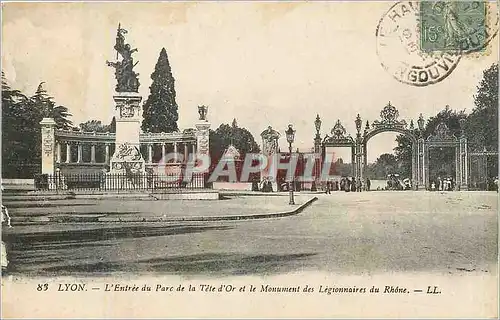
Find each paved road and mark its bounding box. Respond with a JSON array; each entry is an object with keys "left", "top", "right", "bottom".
[{"left": 2, "top": 191, "right": 497, "bottom": 277}]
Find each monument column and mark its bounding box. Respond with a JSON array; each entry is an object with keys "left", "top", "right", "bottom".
[
  {"left": 147, "top": 144, "right": 153, "bottom": 163},
  {"left": 195, "top": 106, "right": 211, "bottom": 158},
  {"left": 56, "top": 142, "right": 62, "bottom": 163},
  {"left": 66, "top": 143, "right": 71, "bottom": 163},
  {"left": 40, "top": 118, "right": 56, "bottom": 175},
  {"left": 90, "top": 144, "right": 96, "bottom": 163},
  {"left": 105, "top": 144, "right": 110, "bottom": 164},
  {"left": 77, "top": 143, "right": 83, "bottom": 163},
  {"left": 107, "top": 24, "right": 145, "bottom": 174},
  {"left": 173, "top": 142, "right": 178, "bottom": 162}
]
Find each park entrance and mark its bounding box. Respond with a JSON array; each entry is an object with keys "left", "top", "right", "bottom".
[{"left": 313, "top": 102, "right": 471, "bottom": 191}]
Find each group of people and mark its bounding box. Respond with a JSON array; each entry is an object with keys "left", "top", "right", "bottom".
[
  {"left": 325, "top": 177, "right": 371, "bottom": 194},
  {"left": 431, "top": 177, "right": 455, "bottom": 191}
]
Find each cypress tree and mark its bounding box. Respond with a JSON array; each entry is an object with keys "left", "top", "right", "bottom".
[{"left": 142, "top": 48, "right": 179, "bottom": 133}]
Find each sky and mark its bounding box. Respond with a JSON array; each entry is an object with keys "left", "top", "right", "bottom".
[{"left": 2, "top": 1, "right": 498, "bottom": 162}]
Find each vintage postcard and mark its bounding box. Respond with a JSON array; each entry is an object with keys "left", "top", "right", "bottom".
[{"left": 1, "top": 1, "right": 498, "bottom": 318}]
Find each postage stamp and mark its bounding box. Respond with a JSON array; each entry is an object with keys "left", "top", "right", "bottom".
[
  {"left": 376, "top": 1, "right": 461, "bottom": 87},
  {"left": 419, "top": 1, "right": 487, "bottom": 53}
]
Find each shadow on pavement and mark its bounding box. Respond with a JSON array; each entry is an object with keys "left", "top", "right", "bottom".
[
  {"left": 4, "top": 203, "right": 97, "bottom": 209},
  {"left": 4, "top": 225, "right": 234, "bottom": 250},
  {"left": 34, "top": 252, "right": 317, "bottom": 277}
]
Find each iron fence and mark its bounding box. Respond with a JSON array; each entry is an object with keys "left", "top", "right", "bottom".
[{"left": 34, "top": 172, "right": 210, "bottom": 192}]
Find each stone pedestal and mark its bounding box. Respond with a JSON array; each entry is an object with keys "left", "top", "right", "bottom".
[
  {"left": 195, "top": 121, "right": 210, "bottom": 158},
  {"left": 40, "top": 118, "right": 56, "bottom": 175},
  {"left": 109, "top": 92, "right": 145, "bottom": 174}
]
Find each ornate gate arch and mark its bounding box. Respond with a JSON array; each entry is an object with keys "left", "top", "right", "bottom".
[
  {"left": 321, "top": 119, "right": 356, "bottom": 177},
  {"left": 355, "top": 102, "right": 422, "bottom": 189},
  {"left": 424, "top": 121, "right": 468, "bottom": 190}
]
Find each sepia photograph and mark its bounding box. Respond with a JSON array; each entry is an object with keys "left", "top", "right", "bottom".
[{"left": 1, "top": 1, "right": 498, "bottom": 318}]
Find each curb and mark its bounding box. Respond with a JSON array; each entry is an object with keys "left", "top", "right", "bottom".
[{"left": 11, "top": 197, "right": 318, "bottom": 224}]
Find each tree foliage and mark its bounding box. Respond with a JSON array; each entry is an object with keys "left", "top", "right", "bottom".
[
  {"left": 141, "top": 48, "right": 179, "bottom": 133},
  {"left": 364, "top": 153, "right": 400, "bottom": 179},
  {"left": 209, "top": 120, "right": 261, "bottom": 161},
  {"left": 466, "top": 63, "right": 498, "bottom": 150},
  {"left": 2, "top": 74, "right": 73, "bottom": 178},
  {"left": 79, "top": 117, "right": 116, "bottom": 133}
]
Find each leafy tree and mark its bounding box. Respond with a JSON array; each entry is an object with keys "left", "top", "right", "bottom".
[
  {"left": 466, "top": 63, "right": 498, "bottom": 150},
  {"left": 209, "top": 121, "right": 261, "bottom": 161},
  {"left": 141, "top": 48, "right": 179, "bottom": 133},
  {"left": 2, "top": 73, "right": 34, "bottom": 177},
  {"left": 79, "top": 120, "right": 109, "bottom": 132},
  {"left": 30, "top": 82, "right": 72, "bottom": 130},
  {"left": 394, "top": 128, "right": 419, "bottom": 179},
  {"left": 1, "top": 76, "right": 73, "bottom": 178},
  {"left": 365, "top": 153, "right": 400, "bottom": 179}
]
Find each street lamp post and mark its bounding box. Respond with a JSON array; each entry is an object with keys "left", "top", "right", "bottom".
[{"left": 285, "top": 124, "right": 296, "bottom": 205}]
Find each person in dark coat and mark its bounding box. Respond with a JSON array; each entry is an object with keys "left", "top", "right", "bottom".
[
  {"left": 351, "top": 177, "right": 356, "bottom": 192},
  {"left": 345, "top": 178, "right": 351, "bottom": 192}
]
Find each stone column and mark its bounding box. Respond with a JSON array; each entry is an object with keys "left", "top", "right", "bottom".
[
  {"left": 417, "top": 138, "right": 425, "bottom": 189},
  {"left": 66, "top": 143, "right": 71, "bottom": 163},
  {"left": 77, "top": 143, "right": 83, "bottom": 163},
  {"left": 40, "top": 118, "right": 56, "bottom": 175},
  {"left": 184, "top": 143, "right": 188, "bottom": 161},
  {"left": 109, "top": 92, "right": 145, "bottom": 174},
  {"left": 105, "top": 144, "right": 110, "bottom": 164},
  {"left": 148, "top": 144, "right": 153, "bottom": 163},
  {"left": 173, "top": 142, "right": 178, "bottom": 162},
  {"left": 56, "top": 142, "right": 62, "bottom": 163},
  {"left": 459, "top": 137, "right": 468, "bottom": 190},
  {"left": 161, "top": 143, "right": 166, "bottom": 160},
  {"left": 91, "top": 144, "right": 96, "bottom": 163},
  {"left": 195, "top": 121, "right": 211, "bottom": 158},
  {"left": 192, "top": 143, "right": 196, "bottom": 156},
  {"left": 351, "top": 145, "right": 356, "bottom": 176}
]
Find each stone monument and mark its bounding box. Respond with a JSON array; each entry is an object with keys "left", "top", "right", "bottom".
[
  {"left": 260, "top": 126, "right": 281, "bottom": 185},
  {"left": 195, "top": 105, "right": 210, "bottom": 158},
  {"left": 106, "top": 24, "right": 145, "bottom": 175},
  {"left": 40, "top": 118, "right": 56, "bottom": 175}
]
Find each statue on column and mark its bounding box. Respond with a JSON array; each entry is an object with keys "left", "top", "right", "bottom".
[{"left": 106, "top": 23, "right": 140, "bottom": 93}]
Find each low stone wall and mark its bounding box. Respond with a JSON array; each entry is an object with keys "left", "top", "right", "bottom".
[
  {"left": 212, "top": 182, "right": 253, "bottom": 191},
  {"left": 2, "top": 179, "right": 34, "bottom": 185}
]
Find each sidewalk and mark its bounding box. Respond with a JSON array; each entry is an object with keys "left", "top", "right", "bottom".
[{"left": 7, "top": 196, "right": 318, "bottom": 224}]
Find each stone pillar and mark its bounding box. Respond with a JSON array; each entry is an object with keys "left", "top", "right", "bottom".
[
  {"left": 161, "top": 143, "right": 166, "bottom": 159},
  {"left": 173, "top": 142, "right": 178, "bottom": 162},
  {"left": 77, "top": 143, "right": 83, "bottom": 163},
  {"left": 91, "top": 144, "right": 96, "bottom": 163},
  {"left": 192, "top": 143, "right": 196, "bottom": 156},
  {"left": 40, "top": 118, "right": 56, "bottom": 175},
  {"left": 459, "top": 137, "right": 468, "bottom": 190},
  {"left": 351, "top": 145, "right": 356, "bottom": 176},
  {"left": 423, "top": 144, "right": 429, "bottom": 190},
  {"left": 184, "top": 143, "right": 188, "bottom": 161},
  {"left": 313, "top": 136, "right": 322, "bottom": 182},
  {"left": 417, "top": 138, "right": 425, "bottom": 189},
  {"left": 105, "top": 144, "right": 110, "bottom": 164},
  {"left": 66, "top": 143, "right": 71, "bottom": 163},
  {"left": 109, "top": 92, "right": 145, "bottom": 174},
  {"left": 148, "top": 144, "right": 153, "bottom": 163},
  {"left": 196, "top": 122, "right": 211, "bottom": 158},
  {"left": 56, "top": 142, "right": 62, "bottom": 163}
]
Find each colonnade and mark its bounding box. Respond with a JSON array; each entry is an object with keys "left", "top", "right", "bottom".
[{"left": 55, "top": 141, "right": 197, "bottom": 164}]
